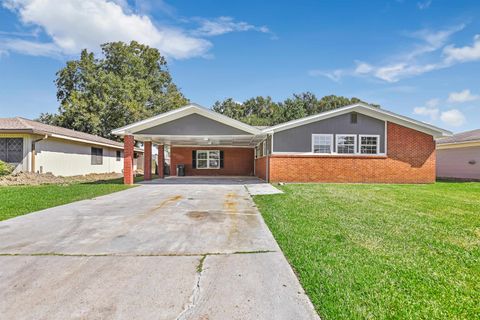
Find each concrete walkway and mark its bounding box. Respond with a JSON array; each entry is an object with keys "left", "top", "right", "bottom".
[{"left": 0, "top": 178, "right": 318, "bottom": 320}]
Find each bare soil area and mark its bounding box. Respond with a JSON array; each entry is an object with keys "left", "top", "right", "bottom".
[{"left": 0, "top": 172, "right": 122, "bottom": 186}]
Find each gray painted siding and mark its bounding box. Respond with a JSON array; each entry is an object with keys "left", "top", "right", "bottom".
[
  {"left": 437, "top": 146, "right": 480, "bottom": 179},
  {"left": 135, "top": 113, "right": 251, "bottom": 136},
  {"left": 273, "top": 113, "right": 385, "bottom": 153}
]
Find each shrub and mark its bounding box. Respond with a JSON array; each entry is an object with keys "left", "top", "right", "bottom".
[{"left": 0, "top": 160, "right": 13, "bottom": 176}]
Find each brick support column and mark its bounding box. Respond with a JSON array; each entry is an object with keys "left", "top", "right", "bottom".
[
  {"left": 123, "top": 135, "right": 134, "bottom": 185},
  {"left": 144, "top": 141, "right": 152, "bottom": 180},
  {"left": 157, "top": 144, "right": 164, "bottom": 178}
]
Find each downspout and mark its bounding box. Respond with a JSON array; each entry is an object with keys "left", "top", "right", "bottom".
[{"left": 31, "top": 134, "right": 49, "bottom": 173}]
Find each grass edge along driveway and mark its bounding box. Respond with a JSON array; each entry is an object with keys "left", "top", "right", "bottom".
[
  {"left": 0, "top": 175, "right": 156, "bottom": 221},
  {"left": 253, "top": 182, "right": 480, "bottom": 320}
]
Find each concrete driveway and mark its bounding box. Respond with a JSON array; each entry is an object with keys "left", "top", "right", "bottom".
[{"left": 0, "top": 177, "right": 319, "bottom": 320}]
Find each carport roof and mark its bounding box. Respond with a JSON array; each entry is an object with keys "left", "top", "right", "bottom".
[
  {"left": 112, "top": 104, "right": 266, "bottom": 146},
  {"left": 112, "top": 104, "right": 263, "bottom": 136}
]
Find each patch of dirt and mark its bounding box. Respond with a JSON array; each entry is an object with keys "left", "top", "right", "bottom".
[{"left": 0, "top": 172, "right": 122, "bottom": 186}]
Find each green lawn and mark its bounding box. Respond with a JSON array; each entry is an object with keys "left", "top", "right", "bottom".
[
  {"left": 0, "top": 175, "right": 159, "bottom": 221},
  {"left": 254, "top": 182, "right": 480, "bottom": 320}
]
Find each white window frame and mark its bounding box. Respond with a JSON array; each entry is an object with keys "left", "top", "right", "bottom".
[
  {"left": 359, "top": 135, "right": 380, "bottom": 155},
  {"left": 311, "top": 134, "right": 334, "bottom": 154},
  {"left": 336, "top": 134, "right": 357, "bottom": 154},
  {"left": 262, "top": 141, "right": 267, "bottom": 156},
  {"left": 196, "top": 150, "right": 220, "bottom": 169}
]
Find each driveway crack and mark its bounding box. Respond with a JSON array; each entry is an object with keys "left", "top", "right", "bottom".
[{"left": 175, "top": 254, "right": 207, "bottom": 320}]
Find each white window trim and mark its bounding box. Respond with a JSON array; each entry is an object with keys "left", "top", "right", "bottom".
[
  {"left": 311, "top": 134, "right": 334, "bottom": 154},
  {"left": 196, "top": 150, "right": 220, "bottom": 169},
  {"left": 336, "top": 134, "right": 357, "bottom": 154},
  {"left": 359, "top": 134, "right": 380, "bottom": 155}
]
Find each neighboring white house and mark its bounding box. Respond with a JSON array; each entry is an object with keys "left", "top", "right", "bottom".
[
  {"left": 436, "top": 129, "right": 480, "bottom": 180},
  {"left": 0, "top": 117, "right": 143, "bottom": 176}
]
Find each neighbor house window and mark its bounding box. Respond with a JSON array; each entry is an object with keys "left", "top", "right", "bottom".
[
  {"left": 312, "top": 134, "right": 333, "bottom": 154},
  {"left": 197, "top": 150, "right": 220, "bottom": 169},
  {"left": 91, "top": 147, "right": 103, "bottom": 165},
  {"left": 116, "top": 150, "right": 122, "bottom": 161},
  {"left": 336, "top": 135, "right": 356, "bottom": 154},
  {"left": 360, "top": 135, "right": 380, "bottom": 154},
  {"left": 0, "top": 138, "right": 23, "bottom": 164}
]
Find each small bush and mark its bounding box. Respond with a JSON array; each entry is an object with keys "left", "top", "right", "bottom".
[{"left": 0, "top": 160, "right": 13, "bottom": 176}]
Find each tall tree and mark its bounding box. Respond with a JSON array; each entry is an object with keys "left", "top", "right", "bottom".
[
  {"left": 39, "top": 41, "right": 189, "bottom": 140},
  {"left": 212, "top": 93, "right": 379, "bottom": 126}
]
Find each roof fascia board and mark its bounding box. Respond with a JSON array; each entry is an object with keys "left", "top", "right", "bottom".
[
  {"left": 437, "top": 140, "right": 480, "bottom": 149},
  {"left": 49, "top": 133, "right": 124, "bottom": 150}
]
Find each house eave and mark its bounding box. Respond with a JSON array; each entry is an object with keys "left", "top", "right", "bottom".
[{"left": 262, "top": 103, "right": 452, "bottom": 138}]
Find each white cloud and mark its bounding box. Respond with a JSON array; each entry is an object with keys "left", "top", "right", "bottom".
[
  {"left": 425, "top": 98, "right": 440, "bottom": 108},
  {"left": 447, "top": 89, "right": 479, "bottom": 103},
  {"left": 354, "top": 61, "right": 373, "bottom": 74},
  {"left": 444, "top": 34, "right": 480, "bottom": 63},
  {"left": 0, "top": 38, "right": 61, "bottom": 57},
  {"left": 2, "top": 0, "right": 212, "bottom": 59},
  {"left": 193, "top": 16, "right": 270, "bottom": 37},
  {"left": 308, "top": 69, "right": 345, "bottom": 82},
  {"left": 417, "top": 0, "right": 432, "bottom": 10},
  {"left": 440, "top": 109, "right": 466, "bottom": 127},
  {"left": 414, "top": 106, "right": 439, "bottom": 120},
  {"left": 314, "top": 24, "right": 470, "bottom": 83},
  {"left": 414, "top": 99, "right": 440, "bottom": 120}
]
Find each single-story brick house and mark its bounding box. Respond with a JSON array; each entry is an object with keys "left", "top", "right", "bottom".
[
  {"left": 112, "top": 103, "right": 451, "bottom": 184},
  {"left": 436, "top": 129, "right": 480, "bottom": 181},
  {"left": 0, "top": 117, "right": 144, "bottom": 176}
]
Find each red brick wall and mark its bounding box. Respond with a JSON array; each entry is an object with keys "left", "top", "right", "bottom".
[
  {"left": 255, "top": 156, "right": 268, "bottom": 181},
  {"left": 268, "top": 122, "right": 436, "bottom": 183},
  {"left": 123, "top": 135, "right": 134, "bottom": 184},
  {"left": 170, "top": 146, "right": 254, "bottom": 176}
]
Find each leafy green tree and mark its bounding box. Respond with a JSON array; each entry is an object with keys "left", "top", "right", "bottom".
[
  {"left": 212, "top": 93, "right": 379, "bottom": 126},
  {"left": 39, "top": 41, "right": 188, "bottom": 140}
]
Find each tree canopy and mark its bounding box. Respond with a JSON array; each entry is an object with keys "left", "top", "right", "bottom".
[
  {"left": 39, "top": 41, "right": 188, "bottom": 140},
  {"left": 212, "top": 93, "right": 379, "bottom": 126},
  {"left": 40, "top": 41, "right": 379, "bottom": 139}
]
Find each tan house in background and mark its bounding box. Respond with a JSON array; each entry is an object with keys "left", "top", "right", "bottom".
[
  {"left": 0, "top": 117, "right": 143, "bottom": 176},
  {"left": 436, "top": 129, "right": 480, "bottom": 180}
]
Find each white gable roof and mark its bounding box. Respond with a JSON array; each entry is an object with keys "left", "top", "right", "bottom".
[
  {"left": 263, "top": 103, "right": 452, "bottom": 138},
  {"left": 112, "top": 103, "right": 262, "bottom": 136}
]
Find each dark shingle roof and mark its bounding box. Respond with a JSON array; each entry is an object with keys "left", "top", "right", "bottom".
[
  {"left": 437, "top": 129, "right": 480, "bottom": 144},
  {"left": 0, "top": 117, "right": 126, "bottom": 149}
]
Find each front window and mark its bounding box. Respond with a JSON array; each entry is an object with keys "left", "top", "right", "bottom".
[
  {"left": 0, "top": 138, "right": 23, "bottom": 164},
  {"left": 197, "top": 150, "right": 220, "bottom": 169},
  {"left": 360, "top": 135, "right": 379, "bottom": 154},
  {"left": 91, "top": 147, "right": 103, "bottom": 165},
  {"left": 312, "top": 134, "right": 333, "bottom": 153},
  {"left": 337, "top": 135, "right": 356, "bottom": 154}
]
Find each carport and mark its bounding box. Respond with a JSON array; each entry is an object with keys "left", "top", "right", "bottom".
[{"left": 112, "top": 104, "right": 267, "bottom": 184}]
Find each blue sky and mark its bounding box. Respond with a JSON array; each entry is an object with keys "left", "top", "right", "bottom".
[{"left": 1, "top": 0, "right": 480, "bottom": 133}]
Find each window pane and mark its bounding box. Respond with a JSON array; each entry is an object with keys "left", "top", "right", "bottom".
[
  {"left": 197, "top": 160, "right": 208, "bottom": 168},
  {"left": 7, "top": 138, "right": 23, "bottom": 163},
  {"left": 313, "top": 135, "right": 332, "bottom": 154},
  {"left": 209, "top": 159, "right": 219, "bottom": 168},
  {"left": 197, "top": 151, "right": 207, "bottom": 159},
  {"left": 337, "top": 136, "right": 355, "bottom": 154},
  {"left": 209, "top": 150, "right": 220, "bottom": 159},
  {"left": 0, "top": 138, "right": 7, "bottom": 162},
  {"left": 360, "top": 136, "right": 378, "bottom": 154}
]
